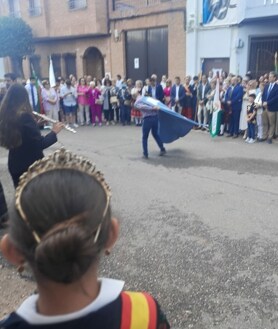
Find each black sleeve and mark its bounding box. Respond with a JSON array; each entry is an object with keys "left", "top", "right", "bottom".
[
  {"left": 155, "top": 299, "right": 171, "bottom": 329},
  {"left": 42, "top": 131, "right": 57, "bottom": 149},
  {"left": 21, "top": 113, "right": 57, "bottom": 150}
]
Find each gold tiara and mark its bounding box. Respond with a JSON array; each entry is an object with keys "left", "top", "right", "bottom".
[{"left": 15, "top": 148, "right": 112, "bottom": 244}]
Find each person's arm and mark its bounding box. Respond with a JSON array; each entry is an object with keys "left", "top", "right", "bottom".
[
  {"left": 266, "top": 87, "right": 278, "bottom": 106},
  {"left": 197, "top": 85, "right": 202, "bottom": 101},
  {"left": 60, "top": 87, "right": 67, "bottom": 98},
  {"left": 72, "top": 87, "right": 77, "bottom": 99},
  {"left": 52, "top": 90, "right": 58, "bottom": 103},
  {"left": 155, "top": 299, "right": 171, "bottom": 329},
  {"left": 170, "top": 86, "right": 175, "bottom": 105},
  {"left": 134, "top": 98, "right": 158, "bottom": 111},
  {"left": 21, "top": 113, "right": 59, "bottom": 150},
  {"left": 178, "top": 85, "right": 186, "bottom": 102},
  {"left": 231, "top": 86, "right": 244, "bottom": 104},
  {"left": 157, "top": 85, "right": 164, "bottom": 102},
  {"left": 247, "top": 107, "right": 256, "bottom": 122}
]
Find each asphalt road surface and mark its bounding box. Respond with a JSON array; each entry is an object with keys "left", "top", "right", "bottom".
[{"left": 1, "top": 125, "right": 278, "bottom": 329}]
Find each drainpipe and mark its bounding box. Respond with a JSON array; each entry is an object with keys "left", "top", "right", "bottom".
[{"left": 194, "top": 0, "right": 199, "bottom": 74}]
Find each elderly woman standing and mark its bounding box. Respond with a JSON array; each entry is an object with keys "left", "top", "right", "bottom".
[
  {"left": 87, "top": 81, "right": 102, "bottom": 127},
  {"left": 41, "top": 80, "right": 59, "bottom": 121},
  {"left": 103, "top": 79, "right": 114, "bottom": 126}
]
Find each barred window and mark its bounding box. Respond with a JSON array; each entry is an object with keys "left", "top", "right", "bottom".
[
  {"left": 8, "top": 0, "right": 21, "bottom": 18},
  {"left": 63, "top": 53, "right": 76, "bottom": 78},
  {"left": 29, "top": 0, "right": 42, "bottom": 17}
]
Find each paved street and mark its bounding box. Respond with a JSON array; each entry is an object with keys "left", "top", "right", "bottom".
[{"left": 1, "top": 126, "right": 278, "bottom": 328}]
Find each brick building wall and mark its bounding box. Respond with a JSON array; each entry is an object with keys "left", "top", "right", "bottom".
[
  {"left": 110, "top": 10, "right": 186, "bottom": 79},
  {"left": 1, "top": 0, "right": 186, "bottom": 81}
]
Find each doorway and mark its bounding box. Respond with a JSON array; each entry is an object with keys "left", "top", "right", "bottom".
[
  {"left": 125, "top": 27, "right": 168, "bottom": 82},
  {"left": 83, "top": 47, "right": 104, "bottom": 79}
]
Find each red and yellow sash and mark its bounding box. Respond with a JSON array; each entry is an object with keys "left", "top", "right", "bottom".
[{"left": 121, "top": 292, "right": 157, "bottom": 329}]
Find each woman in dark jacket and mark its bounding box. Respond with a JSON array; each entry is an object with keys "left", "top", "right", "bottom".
[{"left": 0, "top": 84, "right": 63, "bottom": 187}]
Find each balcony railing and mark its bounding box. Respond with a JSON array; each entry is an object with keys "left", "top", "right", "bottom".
[{"left": 112, "top": 0, "right": 173, "bottom": 11}]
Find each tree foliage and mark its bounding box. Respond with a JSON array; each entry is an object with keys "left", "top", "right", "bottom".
[
  {"left": 0, "top": 16, "right": 34, "bottom": 59},
  {"left": 0, "top": 17, "right": 34, "bottom": 77}
]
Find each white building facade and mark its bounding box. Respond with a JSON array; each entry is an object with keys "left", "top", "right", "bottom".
[
  {"left": 0, "top": 58, "right": 5, "bottom": 79},
  {"left": 186, "top": 0, "right": 278, "bottom": 77}
]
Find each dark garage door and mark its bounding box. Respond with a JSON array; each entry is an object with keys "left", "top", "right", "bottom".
[{"left": 126, "top": 27, "right": 168, "bottom": 82}]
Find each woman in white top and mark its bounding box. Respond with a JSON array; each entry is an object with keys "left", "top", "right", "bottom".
[
  {"left": 255, "top": 82, "right": 266, "bottom": 141},
  {"left": 41, "top": 80, "right": 59, "bottom": 122}
]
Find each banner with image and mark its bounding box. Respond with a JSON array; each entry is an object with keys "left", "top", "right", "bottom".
[{"left": 203, "top": 0, "right": 238, "bottom": 26}]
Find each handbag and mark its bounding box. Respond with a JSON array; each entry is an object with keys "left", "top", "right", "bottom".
[
  {"left": 124, "top": 100, "right": 131, "bottom": 106},
  {"left": 96, "top": 95, "right": 104, "bottom": 105},
  {"left": 96, "top": 99, "right": 103, "bottom": 105},
  {"left": 110, "top": 96, "right": 118, "bottom": 104}
]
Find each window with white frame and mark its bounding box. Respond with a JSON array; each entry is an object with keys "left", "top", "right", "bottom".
[
  {"left": 29, "top": 0, "right": 42, "bottom": 16},
  {"left": 8, "top": 0, "right": 21, "bottom": 18},
  {"left": 68, "top": 0, "right": 87, "bottom": 10}
]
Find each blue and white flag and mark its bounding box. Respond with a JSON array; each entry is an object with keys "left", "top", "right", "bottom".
[
  {"left": 49, "top": 56, "right": 56, "bottom": 88},
  {"left": 139, "top": 97, "right": 198, "bottom": 144}
]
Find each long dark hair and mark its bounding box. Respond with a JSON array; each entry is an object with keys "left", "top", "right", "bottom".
[
  {"left": 9, "top": 168, "right": 112, "bottom": 284},
  {"left": 0, "top": 84, "right": 32, "bottom": 149}
]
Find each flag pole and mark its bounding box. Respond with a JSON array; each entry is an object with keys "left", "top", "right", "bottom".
[{"left": 49, "top": 55, "right": 56, "bottom": 88}]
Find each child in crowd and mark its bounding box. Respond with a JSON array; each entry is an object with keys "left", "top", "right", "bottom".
[
  {"left": 131, "top": 80, "right": 143, "bottom": 126},
  {"left": 246, "top": 93, "right": 257, "bottom": 144},
  {"left": 0, "top": 149, "right": 170, "bottom": 329}
]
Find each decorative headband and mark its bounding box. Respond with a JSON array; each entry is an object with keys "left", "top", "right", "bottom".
[{"left": 15, "top": 148, "right": 112, "bottom": 244}]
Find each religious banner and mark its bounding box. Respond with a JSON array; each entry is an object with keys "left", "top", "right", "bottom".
[
  {"left": 210, "top": 79, "right": 222, "bottom": 137},
  {"left": 203, "top": 0, "right": 238, "bottom": 26}
]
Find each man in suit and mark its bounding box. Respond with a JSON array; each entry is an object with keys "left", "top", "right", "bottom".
[
  {"left": 222, "top": 79, "right": 233, "bottom": 133},
  {"left": 25, "top": 76, "right": 39, "bottom": 111},
  {"left": 170, "top": 76, "right": 186, "bottom": 114},
  {"left": 197, "top": 75, "right": 211, "bottom": 130},
  {"left": 227, "top": 76, "right": 243, "bottom": 138},
  {"left": 262, "top": 71, "right": 278, "bottom": 144},
  {"left": 147, "top": 76, "right": 164, "bottom": 103}
]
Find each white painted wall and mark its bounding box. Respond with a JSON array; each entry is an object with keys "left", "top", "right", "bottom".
[
  {"left": 0, "top": 58, "right": 5, "bottom": 79},
  {"left": 186, "top": 0, "right": 278, "bottom": 76}
]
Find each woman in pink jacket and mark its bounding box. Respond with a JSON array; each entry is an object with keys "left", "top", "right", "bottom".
[{"left": 87, "top": 81, "right": 102, "bottom": 126}]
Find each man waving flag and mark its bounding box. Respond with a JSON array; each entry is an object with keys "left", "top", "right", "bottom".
[{"left": 136, "top": 96, "right": 199, "bottom": 144}]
